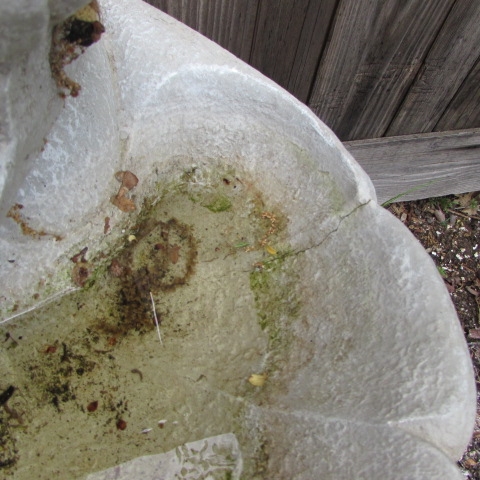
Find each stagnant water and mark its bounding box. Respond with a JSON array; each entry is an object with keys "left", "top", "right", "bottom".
[{"left": 0, "top": 165, "right": 302, "bottom": 479}]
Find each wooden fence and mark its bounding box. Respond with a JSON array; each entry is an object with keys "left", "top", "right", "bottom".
[{"left": 146, "top": 0, "right": 480, "bottom": 202}]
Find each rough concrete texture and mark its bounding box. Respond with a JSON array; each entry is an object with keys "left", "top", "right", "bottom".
[
  {"left": 0, "top": 0, "right": 87, "bottom": 218},
  {"left": 0, "top": 0, "right": 475, "bottom": 478}
]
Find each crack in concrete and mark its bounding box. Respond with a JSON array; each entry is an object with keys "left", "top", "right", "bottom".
[{"left": 292, "top": 199, "right": 372, "bottom": 257}]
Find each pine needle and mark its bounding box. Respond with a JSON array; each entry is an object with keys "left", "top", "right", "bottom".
[{"left": 149, "top": 292, "right": 163, "bottom": 346}]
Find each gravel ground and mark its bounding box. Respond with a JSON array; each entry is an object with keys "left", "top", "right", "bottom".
[{"left": 387, "top": 192, "right": 480, "bottom": 478}]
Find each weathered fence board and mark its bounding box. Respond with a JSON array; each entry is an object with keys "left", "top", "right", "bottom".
[
  {"left": 286, "top": 0, "right": 338, "bottom": 102},
  {"left": 249, "top": 0, "right": 311, "bottom": 92},
  {"left": 345, "top": 128, "right": 480, "bottom": 203},
  {"left": 386, "top": 1, "right": 480, "bottom": 136},
  {"left": 308, "top": 0, "right": 455, "bottom": 141},
  {"left": 435, "top": 55, "right": 480, "bottom": 133},
  {"left": 147, "top": 0, "right": 258, "bottom": 61},
  {"left": 249, "top": 0, "right": 337, "bottom": 102},
  {"left": 147, "top": 0, "right": 480, "bottom": 200}
]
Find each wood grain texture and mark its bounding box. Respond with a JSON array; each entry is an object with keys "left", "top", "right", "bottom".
[
  {"left": 202, "top": 0, "right": 258, "bottom": 61},
  {"left": 387, "top": 1, "right": 480, "bottom": 136},
  {"left": 345, "top": 129, "right": 480, "bottom": 203},
  {"left": 249, "top": 0, "right": 338, "bottom": 102},
  {"left": 146, "top": 0, "right": 258, "bottom": 61},
  {"left": 308, "top": 0, "right": 454, "bottom": 141},
  {"left": 249, "top": 0, "right": 311, "bottom": 91},
  {"left": 434, "top": 55, "right": 480, "bottom": 132},
  {"left": 287, "top": 0, "right": 338, "bottom": 102}
]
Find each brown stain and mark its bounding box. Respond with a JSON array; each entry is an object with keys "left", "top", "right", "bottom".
[
  {"left": 72, "top": 262, "right": 92, "bottom": 287},
  {"left": 95, "top": 217, "right": 197, "bottom": 337},
  {"left": 7, "top": 203, "right": 63, "bottom": 241},
  {"left": 169, "top": 244, "right": 180, "bottom": 264}
]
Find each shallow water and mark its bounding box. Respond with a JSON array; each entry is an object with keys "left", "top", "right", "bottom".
[{"left": 0, "top": 166, "right": 301, "bottom": 479}]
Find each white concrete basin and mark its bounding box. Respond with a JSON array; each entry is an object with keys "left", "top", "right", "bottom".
[{"left": 0, "top": 1, "right": 475, "bottom": 478}]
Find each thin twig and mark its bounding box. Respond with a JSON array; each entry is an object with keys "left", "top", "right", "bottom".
[
  {"left": 149, "top": 292, "right": 163, "bottom": 346},
  {"left": 447, "top": 209, "right": 480, "bottom": 221}
]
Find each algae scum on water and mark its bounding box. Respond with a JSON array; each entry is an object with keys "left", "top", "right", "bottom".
[{"left": 0, "top": 164, "right": 302, "bottom": 479}]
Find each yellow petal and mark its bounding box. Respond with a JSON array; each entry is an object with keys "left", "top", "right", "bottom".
[
  {"left": 128, "top": 234, "right": 136, "bottom": 242},
  {"left": 248, "top": 373, "right": 267, "bottom": 387},
  {"left": 265, "top": 245, "right": 277, "bottom": 255}
]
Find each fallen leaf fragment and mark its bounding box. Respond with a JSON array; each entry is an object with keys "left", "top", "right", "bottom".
[
  {"left": 265, "top": 245, "right": 277, "bottom": 255},
  {"left": 111, "top": 194, "right": 136, "bottom": 212},
  {"left": 115, "top": 170, "right": 139, "bottom": 190},
  {"left": 464, "top": 457, "right": 477, "bottom": 468},
  {"left": 457, "top": 192, "right": 479, "bottom": 216},
  {"left": 7, "top": 203, "right": 63, "bottom": 241},
  {"left": 248, "top": 373, "right": 267, "bottom": 387},
  {"left": 111, "top": 171, "right": 139, "bottom": 212}
]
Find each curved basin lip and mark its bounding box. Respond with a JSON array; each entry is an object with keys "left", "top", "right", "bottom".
[
  {"left": 102, "top": 0, "right": 377, "bottom": 205},
  {"left": 309, "top": 201, "right": 476, "bottom": 458},
  {"left": 113, "top": 64, "right": 378, "bottom": 208}
]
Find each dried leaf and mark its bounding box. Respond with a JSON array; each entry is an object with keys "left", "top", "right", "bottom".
[
  {"left": 457, "top": 192, "right": 474, "bottom": 208},
  {"left": 464, "top": 457, "right": 477, "bottom": 468},
  {"left": 248, "top": 373, "right": 267, "bottom": 387},
  {"left": 111, "top": 194, "right": 136, "bottom": 212},
  {"left": 265, "top": 245, "right": 277, "bottom": 255},
  {"left": 457, "top": 193, "right": 479, "bottom": 216},
  {"left": 114, "top": 170, "right": 139, "bottom": 190}
]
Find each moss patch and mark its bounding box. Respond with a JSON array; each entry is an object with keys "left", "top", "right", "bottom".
[
  {"left": 249, "top": 250, "right": 300, "bottom": 354},
  {"left": 203, "top": 194, "right": 232, "bottom": 213}
]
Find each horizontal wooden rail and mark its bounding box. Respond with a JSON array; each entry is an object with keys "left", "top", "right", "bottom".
[{"left": 344, "top": 128, "right": 480, "bottom": 204}]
